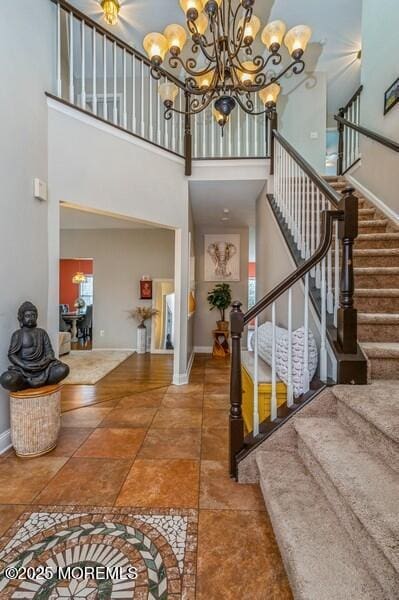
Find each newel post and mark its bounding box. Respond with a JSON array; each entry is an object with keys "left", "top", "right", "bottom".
[
  {"left": 184, "top": 92, "right": 192, "bottom": 177},
  {"left": 337, "top": 107, "right": 345, "bottom": 176},
  {"left": 269, "top": 110, "right": 278, "bottom": 175},
  {"left": 337, "top": 187, "right": 358, "bottom": 354},
  {"left": 229, "top": 301, "right": 244, "bottom": 479}
]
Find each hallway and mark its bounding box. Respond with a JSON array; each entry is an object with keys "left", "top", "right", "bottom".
[{"left": 0, "top": 354, "right": 291, "bottom": 599}]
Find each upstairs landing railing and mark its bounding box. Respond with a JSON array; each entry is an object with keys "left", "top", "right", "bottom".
[
  {"left": 51, "top": 0, "right": 271, "bottom": 175},
  {"left": 229, "top": 131, "right": 367, "bottom": 479},
  {"left": 336, "top": 85, "right": 399, "bottom": 175}
]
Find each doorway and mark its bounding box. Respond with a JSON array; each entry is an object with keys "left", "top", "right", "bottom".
[{"left": 59, "top": 258, "right": 94, "bottom": 351}]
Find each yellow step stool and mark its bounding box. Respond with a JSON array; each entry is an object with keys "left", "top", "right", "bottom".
[{"left": 241, "top": 351, "right": 287, "bottom": 434}]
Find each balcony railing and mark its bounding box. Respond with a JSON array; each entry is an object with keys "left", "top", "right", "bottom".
[{"left": 52, "top": 0, "right": 271, "bottom": 172}]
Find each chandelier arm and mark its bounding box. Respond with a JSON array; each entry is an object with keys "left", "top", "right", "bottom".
[
  {"left": 169, "top": 55, "right": 215, "bottom": 78},
  {"left": 191, "top": 31, "right": 218, "bottom": 63},
  {"left": 230, "top": 6, "right": 252, "bottom": 61},
  {"left": 270, "top": 58, "right": 306, "bottom": 82},
  {"left": 233, "top": 94, "right": 273, "bottom": 116},
  {"left": 233, "top": 53, "right": 267, "bottom": 75},
  {"left": 264, "top": 52, "right": 283, "bottom": 68}
]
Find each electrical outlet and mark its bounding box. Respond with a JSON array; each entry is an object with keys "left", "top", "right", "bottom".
[{"left": 100, "top": 330, "right": 105, "bottom": 337}]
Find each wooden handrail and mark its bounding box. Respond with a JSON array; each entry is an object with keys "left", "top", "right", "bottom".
[
  {"left": 243, "top": 210, "right": 342, "bottom": 325},
  {"left": 51, "top": 0, "right": 185, "bottom": 90},
  {"left": 273, "top": 131, "right": 342, "bottom": 208},
  {"left": 335, "top": 115, "right": 399, "bottom": 153},
  {"left": 342, "top": 85, "right": 363, "bottom": 113}
]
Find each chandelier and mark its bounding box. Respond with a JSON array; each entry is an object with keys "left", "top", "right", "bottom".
[{"left": 143, "top": 0, "right": 312, "bottom": 130}]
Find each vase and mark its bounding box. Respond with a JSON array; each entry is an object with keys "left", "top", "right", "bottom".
[
  {"left": 217, "top": 320, "right": 229, "bottom": 332},
  {"left": 137, "top": 323, "right": 147, "bottom": 354}
]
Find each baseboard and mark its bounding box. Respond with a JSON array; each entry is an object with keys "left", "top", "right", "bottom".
[
  {"left": 0, "top": 429, "right": 12, "bottom": 455},
  {"left": 194, "top": 346, "right": 213, "bottom": 353},
  {"left": 173, "top": 350, "right": 195, "bottom": 385},
  {"left": 346, "top": 173, "right": 399, "bottom": 228}
]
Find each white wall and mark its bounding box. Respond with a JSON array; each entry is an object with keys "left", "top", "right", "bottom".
[
  {"left": 351, "top": 0, "right": 399, "bottom": 215},
  {"left": 47, "top": 101, "right": 191, "bottom": 381},
  {"left": 60, "top": 228, "right": 175, "bottom": 349},
  {"left": 193, "top": 226, "right": 249, "bottom": 350},
  {"left": 278, "top": 71, "right": 327, "bottom": 173},
  {"left": 0, "top": 0, "right": 55, "bottom": 446}
]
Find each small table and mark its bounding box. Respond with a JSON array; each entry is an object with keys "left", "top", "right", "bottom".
[
  {"left": 63, "top": 313, "right": 84, "bottom": 343},
  {"left": 212, "top": 329, "right": 230, "bottom": 358}
]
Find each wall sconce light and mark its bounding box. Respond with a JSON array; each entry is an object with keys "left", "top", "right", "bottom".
[
  {"left": 101, "top": 0, "right": 120, "bottom": 26},
  {"left": 357, "top": 49, "right": 362, "bottom": 60}
]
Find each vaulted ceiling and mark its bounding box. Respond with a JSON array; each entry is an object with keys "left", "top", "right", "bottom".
[{"left": 68, "top": 0, "right": 362, "bottom": 117}]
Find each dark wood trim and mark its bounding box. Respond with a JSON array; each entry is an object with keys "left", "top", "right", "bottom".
[
  {"left": 184, "top": 93, "right": 192, "bottom": 176},
  {"left": 335, "top": 115, "right": 399, "bottom": 153},
  {"left": 269, "top": 112, "right": 278, "bottom": 175},
  {"left": 46, "top": 92, "right": 185, "bottom": 159},
  {"left": 193, "top": 155, "right": 270, "bottom": 160},
  {"left": 229, "top": 301, "right": 245, "bottom": 479},
  {"left": 342, "top": 85, "right": 363, "bottom": 113},
  {"left": 273, "top": 131, "right": 342, "bottom": 208},
  {"left": 243, "top": 209, "right": 341, "bottom": 325},
  {"left": 52, "top": 0, "right": 185, "bottom": 89},
  {"left": 341, "top": 156, "right": 361, "bottom": 176}
]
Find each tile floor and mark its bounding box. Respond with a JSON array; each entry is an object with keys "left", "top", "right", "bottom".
[{"left": 0, "top": 354, "right": 292, "bottom": 599}]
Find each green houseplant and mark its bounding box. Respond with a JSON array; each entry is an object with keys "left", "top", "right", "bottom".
[{"left": 207, "top": 283, "right": 232, "bottom": 331}]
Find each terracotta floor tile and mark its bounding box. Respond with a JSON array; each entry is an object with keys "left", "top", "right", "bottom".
[
  {"left": 99, "top": 407, "right": 157, "bottom": 428},
  {"left": 200, "top": 461, "right": 265, "bottom": 511},
  {"left": 35, "top": 458, "right": 132, "bottom": 506},
  {"left": 0, "top": 457, "right": 68, "bottom": 504},
  {"left": 74, "top": 428, "right": 147, "bottom": 459},
  {"left": 151, "top": 408, "right": 202, "bottom": 429},
  {"left": 201, "top": 428, "right": 229, "bottom": 461},
  {"left": 0, "top": 505, "right": 28, "bottom": 536},
  {"left": 50, "top": 428, "right": 94, "bottom": 457},
  {"left": 161, "top": 393, "right": 203, "bottom": 409},
  {"left": 197, "top": 510, "right": 292, "bottom": 600},
  {"left": 116, "top": 459, "right": 200, "bottom": 508},
  {"left": 203, "top": 393, "right": 230, "bottom": 410},
  {"left": 139, "top": 428, "right": 201, "bottom": 459},
  {"left": 202, "top": 409, "right": 229, "bottom": 429},
  {"left": 204, "top": 383, "right": 230, "bottom": 395},
  {"left": 167, "top": 384, "right": 203, "bottom": 395},
  {"left": 204, "top": 370, "right": 230, "bottom": 384},
  {"left": 61, "top": 406, "right": 114, "bottom": 428},
  {"left": 115, "top": 391, "right": 165, "bottom": 409}
]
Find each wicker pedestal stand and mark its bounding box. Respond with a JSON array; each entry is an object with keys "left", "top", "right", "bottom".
[{"left": 9, "top": 384, "right": 61, "bottom": 457}]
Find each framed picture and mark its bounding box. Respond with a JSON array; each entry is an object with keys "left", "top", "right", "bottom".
[
  {"left": 204, "top": 234, "right": 240, "bottom": 282},
  {"left": 140, "top": 279, "right": 152, "bottom": 300},
  {"left": 384, "top": 77, "right": 399, "bottom": 115}
]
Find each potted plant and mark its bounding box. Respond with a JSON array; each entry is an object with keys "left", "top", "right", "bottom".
[
  {"left": 129, "top": 307, "right": 159, "bottom": 354},
  {"left": 207, "top": 283, "right": 232, "bottom": 331}
]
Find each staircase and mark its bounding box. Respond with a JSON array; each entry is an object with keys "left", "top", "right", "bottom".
[
  {"left": 256, "top": 381, "right": 399, "bottom": 600},
  {"left": 327, "top": 176, "right": 399, "bottom": 379}
]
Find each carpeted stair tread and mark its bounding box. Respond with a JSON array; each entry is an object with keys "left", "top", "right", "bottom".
[
  {"left": 355, "top": 289, "right": 399, "bottom": 297},
  {"left": 256, "top": 450, "right": 384, "bottom": 600},
  {"left": 295, "top": 417, "right": 399, "bottom": 577},
  {"left": 354, "top": 249, "right": 399, "bottom": 257},
  {"left": 354, "top": 267, "right": 399, "bottom": 275},
  {"left": 358, "top": 313, "right": 399, "bottom": 323},
  {"left": 333, "top": 382, "right": 399, "bottom": 447},
  {"left": 359, "top": 219, "right": 388, "bottom": 227},
  {"left": 361, "top": 342, "right": 399, "bottom": 358},
  {"left": 357, "top": 233, "right": 399, "bottom": 241}
]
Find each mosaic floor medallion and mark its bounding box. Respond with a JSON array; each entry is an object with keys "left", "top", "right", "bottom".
[{"left": 0, "top": 507, "right": 197, "bottom": 599}]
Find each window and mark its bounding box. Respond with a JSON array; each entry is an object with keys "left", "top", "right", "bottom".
[
  {"left": 248, "top": 277, "right": 256, "bottom": 309},
  {"left": 79, "top": 275, "right": 94, "bottom": 307}
]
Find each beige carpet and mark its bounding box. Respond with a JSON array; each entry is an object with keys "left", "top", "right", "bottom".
[{"left": 62, "top": 350, "right": 134, "bottom": 385}]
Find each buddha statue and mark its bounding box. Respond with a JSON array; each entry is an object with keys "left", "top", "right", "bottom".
[{"left": 0, "top": 302, "right": 70, "bottom": 392}]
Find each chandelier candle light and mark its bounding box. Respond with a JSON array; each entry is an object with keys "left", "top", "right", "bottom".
[{"left": 142, "top": 0, "right": 312, "bottom": 132}]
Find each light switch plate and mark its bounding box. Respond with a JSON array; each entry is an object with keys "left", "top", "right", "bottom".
[
  {"left": 33, "top": 178, "right": 48, "bottom": 201},
  {"left": 310, "top": 131, "right": 319, "bottom": 140}
]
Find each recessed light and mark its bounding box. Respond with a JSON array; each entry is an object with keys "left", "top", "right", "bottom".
[
  {"left": 223, "top": 208, "right": 230, "bottom": 214},
  {"left": 221, "top": 217, "right": 230, "bottom": 221}
]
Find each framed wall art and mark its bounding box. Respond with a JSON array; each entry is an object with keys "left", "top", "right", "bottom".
[
  {"left": 384, "top": 77, "right": 399, "bottom": 115},
  {"left": 204, "top": 234, "right": 240, "bottom": 282},
  {"left": 140, "top": 277, "right": 153, "bottom": 300}
]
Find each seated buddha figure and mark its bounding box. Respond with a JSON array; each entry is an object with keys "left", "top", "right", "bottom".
[{"left": 0, "top": 302, "right": 69, "bottom": 392}]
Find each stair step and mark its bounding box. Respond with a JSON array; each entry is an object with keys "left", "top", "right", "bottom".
[
  {"left": 355, "top": 289, "right": 399, "bottom": 313},
  {"left": 358, "top": 313, "right": 399, "bottom": 342},
  {"left": 361, "top": 343, "right": 399, "bottom": 379},
  {"left": 353, "top": 249, "right": 399, "bottom": 268},
  {"left": 295, "top": 418, "right": 399, "bottom": 598},
  {"left": 358, "top": 219, "right": 389, "bottom": 233},
  {"left": 356, "top": 233, "right": 399, "bottom": 249},
  {"left": 256, "top": 450, "right": 384, "bottom": 600},
  {"left": 333, "top": 382, "right": 399, "bottom": 473},
  {"left": 354, "top": 266, "right": 399, "bottom": 287}
]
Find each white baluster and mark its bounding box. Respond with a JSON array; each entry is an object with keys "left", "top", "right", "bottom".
[
  {"left": 164, "top": 77, "right": 169, "bottom": 148},
  {"left": 310, "top": 181, "right": 315, "bottom": 275},
  {"left": 123, "top": 49, "right": 127, "bottom": 129},
  {"left": 202, "top": 106, "right": 206, "bottom": 157},
  {"left": 140, "top": 61, "right": 145, "bottom": 137},
  {"left": 301, "top": 174, "right": 306, "bottom": 259},
  {"left": 103, "top": 35, "right": 107, "bottom": 120},
  {"left": 69, "top": 12, "right": 74, "bottom": 103},
  {"left": 334, "top": 219, "right": 340, "bottom": 327},
  {"left": 293, "top": 162, "right": 298, "bottom": 245},
  {"left": 246, "top": 112, "right": 250, "bottom": 156},
  {"left": 287, "top": 288, "right": 294, "bottom": 407},
  {"left": 156, "top": 79, "right": 161, "bottom": 145},
  {"left": 92, "top": 27, "right": 97, "bottom": 115},
  {"left": 320, "top": 257, "right": 328, "bottom": 381},
  {"left": 253, "top": 316, "right": 260, "bottom": 436},
  {"left": 228, "top": 116, "right": 232, "bottom": 157},
  {"left": 237, "top": 108, "right": 241, "bottom": 156},
  {"left": 305, "top": 177, "right": 311, "bottom": 259},
  {"left": 211, "top": 112, "right": 215, "bottom": 157},
  {"left": 81, "top": 20, "right": 86, "bottom": 109},
  {"left": 57, "top": 3, "right": 62, "bottom": 96},
  {"left": 315, "top": 189, "right": 321, "bottom": 288},
  {"left": 113, "top": 41, "right": 118, "bottom": 124},
  {"left": 303, "top": 273, "right": 310, "bottom": 393},
  {"left": 271, "top": 302, "right": 277, "bottom": 421},
  {"left": 194, "top": 112, "right": 198, "bottom": 158},
  {"left": 132, "top": 55, "right": 137, "bottom": 133},
  {"left": 149, "top": 70, "right": 154, "bottom": 141},
  {"left": 327, "top": 244, "right": 334, "bottom": 313}
]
